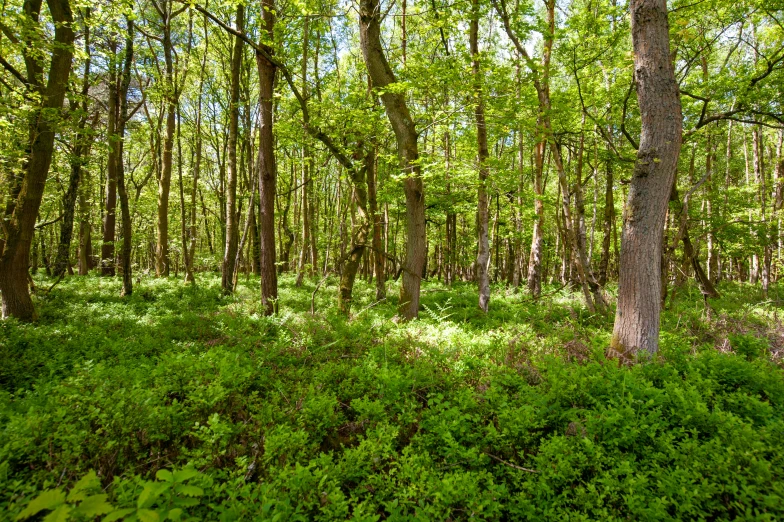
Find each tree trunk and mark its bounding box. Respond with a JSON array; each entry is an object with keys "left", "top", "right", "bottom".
[
  {"left": 221, "top": 5, "right": 244, "bottom": 293},
  {"left": 256, "top": 0, "right": 278, "bottom": 315},
  {"left": 0, "top": 0, "right": 75, "bottom": 320},
  {"left": 367, "top": 144, "right": 386, "bottom": 300},
  {"left": 338, "top": 150, "right": 371, "bottom": 314},
  {"left": 117, "top": 18, "right": 135, "bottom": 296},
  {"left": 610, "top": 0, "right": 682, "bottom": 358},
  {"left": 102, "top": 51, "right": 118, "bottom": 277},
  {"left": 53, "top": 19, "right": 92, "bottom": 278},
  {"left": 155, "top": 1, "right": 178, "bottom": 277},
  {"left": 470, "top": 0, "right": 491, "bottom": 312},
  {"left": 359, "top": 0, "right": 426, "bottom": 320}
]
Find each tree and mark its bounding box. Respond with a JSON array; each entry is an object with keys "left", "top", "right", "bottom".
[
  {"left": 609, "top": 0, "right": 682, "bottom": 358},
  {"left": 0, "top": 0, "right": 75, "bottom": 320},
  {"left": 221, "top": 4, "right": 244, "bottom": 294},
  {"left": 359, "top": 0, "right": 426, "bottom": 320}
]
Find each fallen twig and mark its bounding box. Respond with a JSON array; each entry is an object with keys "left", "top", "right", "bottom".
[{"left": 485, "top": 453, "right": 539, "bottom": 473}]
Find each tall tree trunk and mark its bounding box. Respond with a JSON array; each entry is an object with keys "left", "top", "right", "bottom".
[
  {"left": 0, "top": 0, "right": 75, "bottom": 320},
  {"left": 117, "top": 18, "right": 135, "bottom": 296},
  {"left": 367, "top": 143, "right": 386, "bottom": 300},
  {"left": 256, "top": 0, "right": 278, "bottom": 315},
  {"left": 102, "top": 50, "right": 118, "bottom": 277},
  {"left": 610, "top": 0, "right": 682, "bottom": 358},
  {"left": 359, "top": 0, "right": 426, "bottom": 320},
  {"left": 155, "top": 0, "right": 177, "bottom": 277},
  {"left": 53, "top": 16, "right": 91, "bottom": 278},
  {"left": 221, "top": 5, "right": 244, "bottom": 293},
  {"left": 471, "top": 0, "right": 491, "bottom": 312}
]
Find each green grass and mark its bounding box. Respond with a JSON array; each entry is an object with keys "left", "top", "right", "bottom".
[{"left": 2, "top": 274, "right": 784, "bottom": 520}]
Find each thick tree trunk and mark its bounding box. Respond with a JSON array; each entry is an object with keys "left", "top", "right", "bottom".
[
  {"left": 359, "top": 0, "right": 426, "bottom": 320},
  {"left": 256, "top": 0, "right": 278, "bottom": 315},
  {"left": 470, "top": 0, "right": 491, "bottom": 312},
  {"left": 221, "top": 5, "right": 244, "bottom": 294},
  {"left": 0, "top": 0, "right": 74, "bottom": 320},
  {"left": 610, "top": 0, "right": 682, "bottom": 358}
]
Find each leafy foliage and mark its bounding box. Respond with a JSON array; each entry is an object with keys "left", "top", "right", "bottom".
[{"left": 2, "top": 275, "right": 784, "bottom": 520}]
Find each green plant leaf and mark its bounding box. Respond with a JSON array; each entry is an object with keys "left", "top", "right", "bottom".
[
  {"left": 74, "top": 494, "right": 114, "bottom": 517},
  {"left": 155, "top": 469, "right": 173, "bottom": 482},
  {"left": 172, "top": 469, "right": 199, "bottom": 483},
  {"left": 43, "top": 505, "right": 72, "bottom": 522},
  {"left": 15, "top": 489, "right": 66, "bottom": 520},
  {"left": 68, "top": 471, "right": 100, "bottom": 501},
  {"left": 137, "top": 508, "right": 161, "bottom": 522},
  {"left": 137, "top": 483, "right": 167, "bottom": 509},
  {"left": 174, "top": 484, "right": 203, "bottom": 497},
  {"left": 166, "top": 508, "right": 183, "bottom": 521},
  {"left": 103, "top": 507, "right": 135, "bottom": 521}
]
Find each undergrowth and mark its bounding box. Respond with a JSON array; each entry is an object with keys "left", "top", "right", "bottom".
[{"left": 1, "top": 274, "right": 784, "bottom": 520}]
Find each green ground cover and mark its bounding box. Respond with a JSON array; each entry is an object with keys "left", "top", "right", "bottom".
[{"left": 2, "top": 275, "right": 784, "bottom": 520}]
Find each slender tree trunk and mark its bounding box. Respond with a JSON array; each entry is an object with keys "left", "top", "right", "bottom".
[
  {"left": 256, "top": 0, "right": 278, "bottom": 315},
  {"left": 155, "top": 1, "right": 178, "bottom": 277},
  {"left": 359, "top": 0, "right": 426, "bottom": 320},
  {"left": 221, "top": 5, "right": 244, "bottom": 293},
  {"left": 470, "top": 0, "right": 491, "bottom": 312},
  {"left": 102, "top": 51, "right": 118, "bottom": 277},
  {"left": 117, "top": 18, "right": 135, "bottom": 296},
  {"left": 610, "top": 0, "right": 682, "bottom": 358},
  {"left": 54, "top": 18, "right": 91, "bottom": 278},
  {"left": 368, "top": 143, "right": 386, "bottom": 300}
]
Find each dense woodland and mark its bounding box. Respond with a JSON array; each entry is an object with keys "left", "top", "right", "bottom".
[{"left": 2, "top": 0, "right": 784, "bottom": 519}]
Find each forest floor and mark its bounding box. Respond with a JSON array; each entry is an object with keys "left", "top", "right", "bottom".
[{"left": 2, "top": 274, "right": 784, "bottom": 520}]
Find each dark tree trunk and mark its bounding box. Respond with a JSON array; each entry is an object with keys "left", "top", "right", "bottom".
[
  {"left": 117, "top": 18, "right": 135, "bottom": 296},
  {"left": 0, "top": 0, "right": 75, "bottom": 320},
  {"left": 256, "top": 0, "right": 278, "bottom": 315},
  {"left": 102, "top": 52, "right": 118, "bottom": 277},
  {"left": 54, "top": 18, "right": 92, "bottom": 278}
]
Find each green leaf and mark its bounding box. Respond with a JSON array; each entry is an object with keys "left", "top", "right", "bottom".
[
  {"left": 172, "top": 469, "right": 199, "bottom": 483},
  {"left": 103, "top": 507, "right": 135, "bottom": 521},
  {"left": 166, "top": 508, "right": 183, "bottom": 521},
  {"left": 137, "top": 483, "right": 167, "bottom": 509},
  {"left": 137, "top": 509, "right": 161, "bottom": 522},
  {"left": 174, "top": 484, "right": 203, "bottom": 497},
  {"left": 16, "top": 489, "right": 66, "bottom": 520},
  {"left": 43, "top": 505, "right": 72, "bottom": 522},
  {"left": 155, "top": 469, "right": 173, "bottom": 482},
  {"left": 68, "top": 471, "right": 100, "bottom": 501},
  {"left": 74, "top": 494, "right": 114, "bottom": 517}
]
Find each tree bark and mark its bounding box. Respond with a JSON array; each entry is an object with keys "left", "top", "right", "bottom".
[
  {"left": 359, "top": 0, "right": 426, "bottom": 320},
  {"left": 610, "top": 0, "right": 682, "bottom": 358},
  {"left": 221, "top": 5, "right": 244, "bottom": 293},
  {"left": 470, "top": 0, "right": 491, "bottom": 312},
  {"left": 256, "top": 0, "right": 278, "bottom": 315},
  {"left": 102, "top": 48, "right": 118, "bottom": 277},
  {"left": 53, "top": 16, "right": 91, "bottom": 278},
  {"left": 117, "top": 18, "right": 135, "bottom": 296},
  {"left": 0, "top": 0, "right": 75, "bottom": 320}
]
